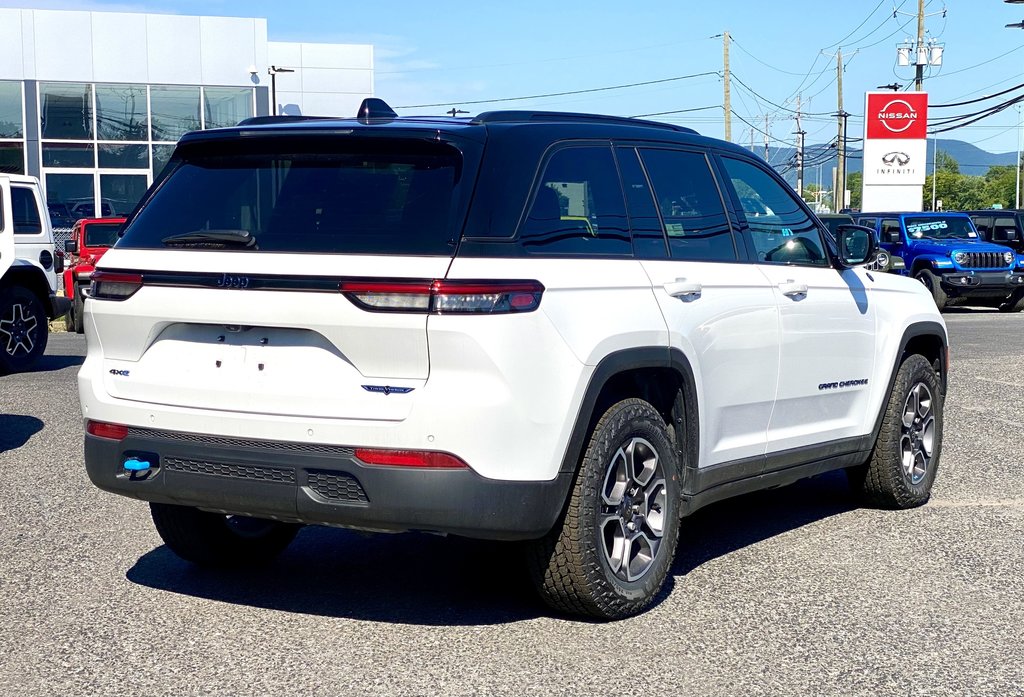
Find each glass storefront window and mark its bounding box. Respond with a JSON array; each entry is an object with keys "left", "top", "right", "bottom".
[
  {"left": 99, "top": 143, "right": 149, "bottom": 169},
  {"left": 204, "top": 87, "right": 253, "bottom": 130},
  {"left": 149, "top": 86, "right": 201, "bottom": 142},
  {"left": 152, "top": 144, "right": 176, "bottom": 178},
  {"left": 100, "top": 173, "right": 149, "bottom": 216},
  {"left": 45, "top": 173, "right": 95, "bottom": 225},
  {"left": 42, "top": 143, "right": 94, "bottom": 168},
  {"left": 40, "top": 83, "right": 93, "bottom": 140},
  {"left": 96, "top": 84, "right": 148, "bottom": 141},
  {"left": 0, "top": 81, "right": 23, "bottom": 138},
  {"left": 0, "top": 142, "right": 24, "bottom": 174}
]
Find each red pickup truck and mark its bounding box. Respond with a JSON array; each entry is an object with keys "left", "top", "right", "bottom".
[{"left": 62, "top": 217, "right": 126, "bottom": 333}]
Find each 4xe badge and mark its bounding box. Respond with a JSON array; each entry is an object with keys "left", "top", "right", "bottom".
[{"left": 109, "top": 369, "right": 130, "bottom": 377}]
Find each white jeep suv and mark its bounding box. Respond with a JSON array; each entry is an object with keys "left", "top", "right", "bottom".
[{"left": 79, "top": 101, "right": 947, "bottom": 619}]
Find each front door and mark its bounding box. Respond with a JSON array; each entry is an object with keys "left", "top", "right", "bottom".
[{"left": 718, "top": 155, "right": 877, "bottom": 459}]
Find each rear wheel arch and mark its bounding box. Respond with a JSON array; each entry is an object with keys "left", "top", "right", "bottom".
[
  {"left": 1, "top": 265, "right": 50, "bottom": 310},
  {"left": 559, "top": 348, "right": 700, "bottom": 485}
]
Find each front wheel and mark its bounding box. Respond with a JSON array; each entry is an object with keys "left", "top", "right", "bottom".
[
  {"left": 70, "top": 283, "right": 85, "bottom": 334},
  {"left": 527, "top": 398, "right": 681, "bottom": 620},
  {"left": 915, "top": 269, "right": 948, "bottom": 311},
  {"left": 849, "top": 354, "right": 943, "bottom": 509},
  {"left": 150, "top": 503, "right": 301, "bottom": 567},
  {"left": 999, "top": 289, "right": 1024, "bottom": 313},
  {"left": 0, "top": 286, "right": 48, "bottom": 374}
]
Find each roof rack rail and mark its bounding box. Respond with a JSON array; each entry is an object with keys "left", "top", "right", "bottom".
[
  {"left": 472, "top": 110, "right": 698, "bottom": 134},
  {"left": 236, "top": 114, "right": 335, "bottom": 126}
]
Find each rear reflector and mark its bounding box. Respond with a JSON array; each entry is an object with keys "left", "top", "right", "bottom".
[
  {"left": 86, "top": 420, "right": 129, "bottom": 441},
  {"left": 90, "top": 271, "right": 143, "bottom": 300},
  {"left": 354, "top": 448, "right": 469, "bottom": 469},
  {"left": 339, "top": 279, "right": 544, "bottom": 314}
]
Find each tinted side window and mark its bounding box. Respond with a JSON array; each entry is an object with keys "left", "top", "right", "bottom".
[
  {"left": 881, "top": 218, "right": 901, "bottom": 242},
  {"left": 857, "top": 217, "right": 877, "bottom": 229},
  {"left": 640, "top": 148, "right": 735, "bottom": 262},
  {"left": 12, "top": 186, "right": 42, "bottom": 235},
  {"left": 519, "top": 146, "right": 631, "bottom": 256},
  {"left": 993, "top": 217, "right": 1017, "bottom": 242},
  {"left": 971, "top": 216, "right": 993, "bottom": 239},
  {"left": 721, "top": 157, "right": 827, "bottom": 266},
  {"left": 615, "top": 147, "right": 666, "bottom": 259}
]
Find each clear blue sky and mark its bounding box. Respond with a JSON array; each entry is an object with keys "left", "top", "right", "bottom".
[{"left": 9, "top": 0, "right": 1024, "bottom": 155}]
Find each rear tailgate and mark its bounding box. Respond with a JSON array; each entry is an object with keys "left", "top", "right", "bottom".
[
  {"left": 86, "top": 128, "right": 479, "bottom": 423},
  {"left": 91, "top": 250, "right": 449, "bottom": 421}
]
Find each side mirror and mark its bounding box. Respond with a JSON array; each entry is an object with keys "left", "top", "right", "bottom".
[
  {"left": 64, "top": 239, "right": 78, "bottom": 255},
  {"left": 836, "top": 225, "right": 876, "bottom": 267}
]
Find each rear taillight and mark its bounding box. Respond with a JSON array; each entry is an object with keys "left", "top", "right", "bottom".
[
  {"left": 86, "top": 420, "right": 129, "bottom": 441},
  {"left": 354, "top": 448, "right": 469, "bottom": 469},
  {"left": 339, "top": 279, "right": 544, "bottom": 314},
  {"left": 90, "top": 271, "right": 143, "bottom": 300}
]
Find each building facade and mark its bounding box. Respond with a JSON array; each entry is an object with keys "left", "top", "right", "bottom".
[{"left": 0, "top": 7, "right": 373, "bottom": 230}]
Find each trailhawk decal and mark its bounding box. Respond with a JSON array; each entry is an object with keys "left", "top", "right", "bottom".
[{"left": 818, "top": 379, "right": 869, "bottom": 391}]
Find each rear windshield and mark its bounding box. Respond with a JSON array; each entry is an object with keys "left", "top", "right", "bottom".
[
  {"left": 83, "top": 222, "right": 122, "bottom": 247},
  {"left": 904, "top": 216, "right": 977, "bottom": 240},
  {"left": 117, "top": 138, "right": 462, "bottom": 255}
]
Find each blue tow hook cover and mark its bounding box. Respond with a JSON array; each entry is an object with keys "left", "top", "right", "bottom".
[{"left": 124, "top": 458, "right": 151, "bottom": 472}]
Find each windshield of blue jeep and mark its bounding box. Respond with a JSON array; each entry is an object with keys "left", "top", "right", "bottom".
[
  {"left": 118, "top": 139, "right": 462, "bottom": 255},
  {"left": 904, "top": 217, "right": 977, "bottom": 240}
]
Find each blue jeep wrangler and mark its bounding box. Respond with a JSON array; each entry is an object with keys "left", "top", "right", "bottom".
[{"left": 857, "top": 212, "right": 1024, "bottom": 312}]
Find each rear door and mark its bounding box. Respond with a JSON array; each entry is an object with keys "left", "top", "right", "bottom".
[
  {"left": 717, "top": 155, "right": 877, "bottom": 456},
  {"left": 0, "top": 176, "right": 12, "bottom": 278},
  {"left": 11, "top": 183, "right": 57, "bottom": 291},
  {"left": 91, "top": 133, "right": 475, "bottom": 421},
  {"left": 621, "top": 145, "right": 780, "bottom": 470}
]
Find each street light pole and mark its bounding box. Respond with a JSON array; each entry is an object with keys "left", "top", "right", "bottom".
[{"left": 268, "top": 65, "right": 295, "bottom": 116}]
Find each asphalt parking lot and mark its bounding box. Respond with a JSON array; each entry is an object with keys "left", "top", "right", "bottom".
[{"left": 1, "top": 312, "right": 1022, "bottom": 697}]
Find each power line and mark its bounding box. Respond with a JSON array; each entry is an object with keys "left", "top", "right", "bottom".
[
  {"left": 931, "top": 82, "right": 1024, "bottom": 109},
  {"left": 731, "top": 72, "right": 833, "bottom": 115},
  {"left": 394, "top": 71, "right": 721, "bottom": 109},
  {"left": 822, "top": 0, "right": 888, "bottom": 49},
  {"left": 729, "top": 38, "right": 808, "bottom": 76},
  {"left": 731, "top": 110, "right": 799, "bottom": 148},
  {"left": 629, "top": 105, "right": 721, "bottom": 118},
  {"left": 927, "top": 44, "right": 1024, "bottom": 81}
]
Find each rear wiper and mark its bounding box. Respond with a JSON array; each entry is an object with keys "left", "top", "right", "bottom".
[{"left": 161, "top": 229, "right": 258, "bottom": 249}]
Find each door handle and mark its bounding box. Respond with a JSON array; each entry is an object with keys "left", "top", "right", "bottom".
[
  {"left": 777, "top": 279, "right": 808, "bottom": 297},
  {"left": 663, "top": 278, "right": 703, "bottom": 299}
]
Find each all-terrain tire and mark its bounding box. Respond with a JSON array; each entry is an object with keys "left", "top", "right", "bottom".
[
  {"left": 915, "top": 269, "right": 948, "bottom": 311},
  {"left": 150, "top": 502, "right": 301, "bottom": 567},
  {"left": 526, "top": 398, "right": 681, "bottom": 620},
  {"left": 71, "top": 283, "right": 85, "bottom": 334},
  {"left": 998, "top": 289, "right": 1024, "bottom": 313},
  {"left": 850, "top": 354, "right": 943, "bottom": 509},
  {"left": 0, "top": 286, "right": 48, "bottom": 374}
]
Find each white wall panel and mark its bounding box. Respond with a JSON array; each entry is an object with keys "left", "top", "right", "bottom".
[
  {"left": 32, "top": 10, "right": 93, "bottom": 82},
  {"left": 91, "top": 13, "right": 149, "bottom": 84},
  {"left": 267, "top": 41, "right": 302, "bottom": 67},
  {"left": 147, "top": 14, "right": 202, "bottom": 85},
  {"left": 0, "top": 10, "right": 26, "bottom": 79},
  {"left": 299, "top": 92, "right": 365, "bottom": 117},
  {"left": 200, "top": 16, "right": 258, "bottom": 87}
]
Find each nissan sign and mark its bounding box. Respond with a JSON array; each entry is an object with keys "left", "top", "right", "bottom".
[{"left": 866, "top": 92, "right": 928, "bottom": 140}]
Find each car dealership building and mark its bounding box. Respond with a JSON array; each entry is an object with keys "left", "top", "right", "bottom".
[{"left": 0, "top": 7, "right": 373, "bottom": 229}]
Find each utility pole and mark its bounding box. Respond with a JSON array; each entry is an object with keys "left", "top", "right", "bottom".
[
  {"left": 764, "top": 115, "right": 770, "bottom": 160},
  {"left": 723, "top": 31, "right": 732, "bottom": 141},
  {"left": 836, "top": 49, "right": 847, "bottom": 213},
  {"left": 915, "top": 0, "right": 926, "bottom": 91},
  {"left": 795, "top": 95, "right": 805, "bottom": 198}
]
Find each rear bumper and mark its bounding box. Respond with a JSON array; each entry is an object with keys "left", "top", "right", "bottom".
[
  {"left": 84, "top": 427, "right": 573, "bottom": 541},
  {"left": 940, "top": 271, "right": 1024, "bottom": 296}
]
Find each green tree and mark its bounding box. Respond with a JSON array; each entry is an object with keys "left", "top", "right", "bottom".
[
  {"left": 847, "top": 171, "right": 862, "bottom": 210},
  {"left": 982, "top": 164, "right": 1018, "bottom": 210},
  {"left": 935, "top": 150, "right": 959, "bottom": 174}
]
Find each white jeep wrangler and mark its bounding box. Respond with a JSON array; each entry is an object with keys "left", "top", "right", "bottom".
[{"left": 78, "top": 102, "right": 947, "bottom": 619}]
